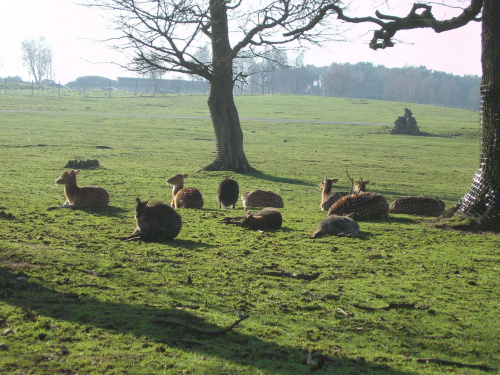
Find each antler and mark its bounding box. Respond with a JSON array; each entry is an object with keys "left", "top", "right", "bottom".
[{"left": 346, "top": 170, "right": 354, "bottom": 195}]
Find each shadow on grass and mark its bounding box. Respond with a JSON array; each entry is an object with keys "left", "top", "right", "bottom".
[
  {"left": 242, "top": 169, "right": 315, "bottom": 187},
  {"left": 0, "top": 267, "right": 413, "bottom": 375},
  {"left": 85, "top": 205, "right": 129, "bottom": 217},
  {"left": 46, "top": 205, "right": 129, "bottom": 217}
]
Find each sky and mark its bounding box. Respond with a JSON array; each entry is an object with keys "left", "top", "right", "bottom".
[{"left": 0, "top": 0, "right": 482, "bottom": 84}]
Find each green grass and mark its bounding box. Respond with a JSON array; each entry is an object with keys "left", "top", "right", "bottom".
[{"left": 0, "top": 95, "right": 498, "bottom": 374}]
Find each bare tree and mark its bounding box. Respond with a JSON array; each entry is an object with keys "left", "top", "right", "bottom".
[
  {"left": 88, "top": 0, "right": 341, "bottom": 171},
  {"left": 21, "top": 37, "right": 53, "bottom": 84},
  {"left": 290, "top": 0, "right": 499, "bottom": 230}
]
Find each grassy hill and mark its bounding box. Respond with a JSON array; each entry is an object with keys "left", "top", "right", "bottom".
[{"left": 0, "top": 95, "right": 497, "bottom": 374}]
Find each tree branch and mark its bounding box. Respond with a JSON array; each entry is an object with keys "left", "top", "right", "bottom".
[{"left": 284, "top": 0, "right": 483, "bottom": 50}]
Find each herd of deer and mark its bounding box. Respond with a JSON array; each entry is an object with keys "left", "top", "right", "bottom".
[{"left": 47, "top": 169, "right": 445, "bottom": 242}]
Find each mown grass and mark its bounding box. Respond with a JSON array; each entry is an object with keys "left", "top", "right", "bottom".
[{"left": 0, "top": 95, "right": 498, "bottom": 374}]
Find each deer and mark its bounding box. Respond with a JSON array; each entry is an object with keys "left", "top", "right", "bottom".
[
  {"left": 240, "top": 190, "right": 284, "bottom": 210},
  {"left": 389, "top": 196, "right": 445, "bottom": 217},
  {"left": 123, "top": 198, "right": 182, "bottom": 242},
  {"left": 166, "top": 173, "right": 204, "bottom": 209},
  {"left": 318, "top": 177, "right": 347, "bottom": 211},
  {"left": 326, "top": 170, "right": 389, "bottom": 220},
  {"left": 310, "top": 214, "right": 360, "bottom": 238},
  {"left": 354, "top": 177, "right": 370, "bottom": 195},
  {"left": 318, "top": 172, "right": 370, "bottom": 211},
  {"left": 216, "top": 176, "right": 239, "bottom": 209},
  {"left": 220, "top": 208, "right": 282, "bottom": 231},
  {"left": 47, "top": 169, "right": 109, "bottom": 210}
]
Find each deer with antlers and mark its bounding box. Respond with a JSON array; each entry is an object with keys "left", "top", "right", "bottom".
[{"left": 327, "top": 171, "right": 389, "bottom": 220}]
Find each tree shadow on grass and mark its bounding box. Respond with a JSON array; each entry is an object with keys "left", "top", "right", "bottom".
[
  {"left": 46, "top": 205, "right": 129, "bottom": 217},
  {"left": 0, "top": 267, "right": 414, "bottom": 375},
  {"left": 242, "top": 169, "right": 315, "bottom": 187}
]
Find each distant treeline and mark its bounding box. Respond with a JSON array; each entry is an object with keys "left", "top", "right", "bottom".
[
  {"left": 60, "top": 62, "right": 480, "bottom": 111},
  {"left": 245, "top": 62, "right": 480, "bottom": 111}
]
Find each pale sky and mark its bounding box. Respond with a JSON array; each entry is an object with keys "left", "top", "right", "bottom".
[{"left": 0, "top": 0, "right": 482, "bottom": 84}]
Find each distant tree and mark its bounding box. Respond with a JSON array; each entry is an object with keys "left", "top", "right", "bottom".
[
  {"left": 323, "top": 63, "right": 352, "bottom": 97},
  {"left": 67, "top": 76, "right": 117, "bottom": 89},
  {"left": 291, "top": 0, "right": 499, "bottom": 230},
  {"left": 21, "top": 37, "right": 53, "bottom": 84}
]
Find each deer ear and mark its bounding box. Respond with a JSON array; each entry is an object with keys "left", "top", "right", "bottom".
[
  {"left": 332, "top": 178, "right": 339, "bottom": 183},
  {"left": 75, "top": 169, "right": 81, "bottom": 175},
  {"left": 364, "top": 180, "right": 370, "bottom": 185},
  {"left": 136, "top": 197, "right": 141, "bottom": 203},
  {"left": 182, "top": 173, "right": 189, "bottom": 178}
]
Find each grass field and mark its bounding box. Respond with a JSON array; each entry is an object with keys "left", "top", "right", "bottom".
[{"left": 0, "top": 94, "right": 498, "bottom": 374}]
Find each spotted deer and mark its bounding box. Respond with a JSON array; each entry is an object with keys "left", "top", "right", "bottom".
[
  {"left": 327, "top": 193, "right": 389, "bottom": 220},
  {"left": 310, "top": 214, "right": 360, "bottom": 238},
  {"left": 124, "top": 198, "right": 182, "bottom": 242},
  {"left": 327, "top": 171, "right": 389, "bottom": 220},
  {"left": 47, "top": 169, "right": 109, "bottom": 210},
  {"left": 166, "top": 173, "right": 204, "bottom": 209},
  {"left": 389, "top": 196, "right": 445, "bottom": 217},
  {"left": 241, "top": 190, "right": 284, "bottom": 210},
  {"left": 220, "top": 208, "right": 282, "bottom": 231},
  {"left": 318, "top": 171, "right": 371, "bottom": 211},
  {"left": 217, "top": 177, "right": 239, "bottom": 209}
]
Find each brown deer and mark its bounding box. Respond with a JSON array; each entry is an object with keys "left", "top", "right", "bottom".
[
  {"left": 389, "top": 196, "right": 445, "bottom": 217},
  {"left": 47, "top": 169, "right": 109, "bottom": 210},
  {"left": 124, "top": 198, "right": 182, "bottom": 242},
  {"left": 326, "top": 170, "right": 389, "bottom": 220},
  {"left": 311, "top": 214, "right": 360, "bottom": 238},
  {"left": 318, "top": 177, "right": 343, "bottom": 211},
  {"left": 217, "top": 177, "right": 239, "bottom": 209},
  {"left": 220, "top": 208, "right": 282, "bottom": 231},
  {"left": 241, "top": 190, "right": 284, "bottom": 210},
  {"left": 166, "top": 173, "right": 204, "bottom": 209},
  {"left": 344, "top": 170, "right": 371, "bottom": 195},
  {"left": 354, "top": 177, "right": 370, "bottom": 194}
]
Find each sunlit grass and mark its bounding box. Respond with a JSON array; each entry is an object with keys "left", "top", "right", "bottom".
[{"left": 0, "top": 95, "right": 497, "bottom": 374}]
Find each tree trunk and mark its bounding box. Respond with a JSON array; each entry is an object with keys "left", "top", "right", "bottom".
[
  {"left": 205, "top": 83, "right": 251, "bottom": 172},
  {"left": 444, "top": 0, "right": 500, "bottom": 230},
  {"left": 203, "top": 0, "right": 251, "bottom": 172}
]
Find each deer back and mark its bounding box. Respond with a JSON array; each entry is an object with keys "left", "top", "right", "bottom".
[
  {"left": 241, "top": 190, "right": 284, "bottom": 209},
  {"left": 389, "top": 196, "right": 445, "bottom": 217},
  {"left": 311, "top": 214, "right": 359, "bottom": 238},
  {"left": 134, "top": 198, "right": 182, "bottom": 241},
  {"left": 328, "top": 192, "right": 389, "bottom": 220},
  {"left": 173, "top": 188, "right": 204, "bottom": 209},
  {"left": 241, "top": 208, "right": 282, "bottom": 230},
  {"left": 217, "top": 177, "right": 239, "bottom": 209}
]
